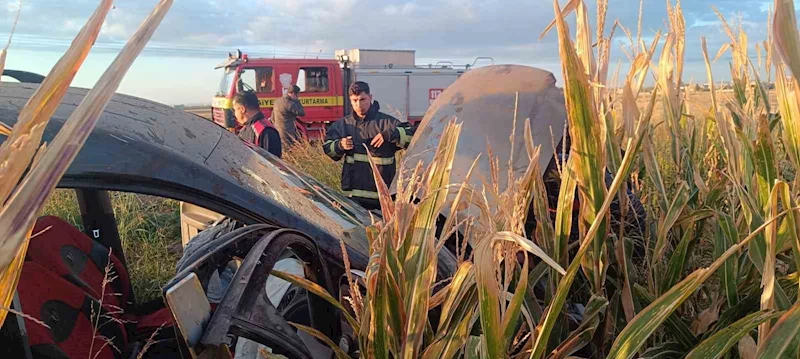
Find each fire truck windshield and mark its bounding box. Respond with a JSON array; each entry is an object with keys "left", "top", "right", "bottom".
[{"left": 217, "top": 68, "right": 236, "bottom": 96}]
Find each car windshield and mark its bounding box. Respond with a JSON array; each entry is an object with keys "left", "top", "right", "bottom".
[
  {"left": 245, "top": 144, "right": 375, "bottom": 225},
  {"left": 217, "top": 67, "right": 236, "bottom": 96}
]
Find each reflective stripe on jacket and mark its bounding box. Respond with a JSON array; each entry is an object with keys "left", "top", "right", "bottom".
[{"left": 322, "top": 101, "right": 415, "bottom": 200}]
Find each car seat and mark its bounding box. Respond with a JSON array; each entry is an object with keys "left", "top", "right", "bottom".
[{"left": 2, "top": 216, "right": 181, "bottom": 359}]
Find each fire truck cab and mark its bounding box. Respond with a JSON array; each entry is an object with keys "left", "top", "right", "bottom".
[{"left": 212, "top": 49, "right": 492, "bottom": 140}]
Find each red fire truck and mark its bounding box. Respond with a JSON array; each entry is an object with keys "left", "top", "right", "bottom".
[{"left": 211, "top": 49, "right": 492, "bottom": 140}]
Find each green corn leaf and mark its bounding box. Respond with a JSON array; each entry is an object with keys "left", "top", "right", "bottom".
[
  {"left": 372, "top": 240, "right": 391, "bottom": 359},
  {"left": 385, "top": 246, "right": 406, "bottom": 353},
  {"left": 639, "top": 341, "right": 686, "bottom": 359},
  {"left": 774, "top": 65, "right": 800, "bottom": 170},
  {"left": 400, "top": 121, "right": 461, "bottom": 359},
  {"left": 756, "top": 301, "right": 800, "bottom": 358},
  {"left": 643, "top": 129, "right": 670, "bottom": 214},
  {"left": 548, "top": 0, "right": 608, "bottom": 292},
  {"left": 402, "top": 231, "right": 437, "bottom": 358},
  {"left": 715, "top": 213, "right": 740, "bottom": 307},
  {"left": 532, "top": 152, "right": 555, "bottom": 257},
  {"left": 608, "top": 206, "right": 800, "bottom": 359},
  {"left": 748, "top": 58, "right": 772, "bottom": 116},
  {"left": 464, "top": 336, "right": 486, "bottom": 359},
  {"left": 530, "top": 80, "right": 649, "bottom": 359},
  {"left": 615, "top": 235, "right": 636, "bottom": 323},
  {"left": 633, "top": 284, "right": 698, "bottom": 349},
  {"left": 475, "top": 238, "right": 505, "bottom": 359},
  {"left": 740, "top": 183, "right": 793, "bottom": 311},
  {"left": 609, "top": 268, "right": 714, "bottom": 359},
  {"left": 553, "top": 154, "right": 578, "bottom": 296},
  {"left": 703, "top": 293, "right": 760, "bottom": 342},
  {"left": 474, "top": 232, "right": 555, "bottom": 359},
  {"left": 502, "top": 256, "right": 529, "bottom": 349},
  {"left": 752, "top": 115, "right": 778, "bottom": 212},
  {"left": 780, "top": 186, "right": 800, "bottom": 297},
  {"left": 428, "top": 263, "right": 480, "bottom": 357},
  {"left": 438, "top": 262, "right": 476, "bottom": 330},
  {"left": 685, "top": 310, "right": 782, "bottom": 359},
  {"left": 655, "top": 182, "right": 691, "bottom": 262},
  {"left": 423, "top": 306, "right": 477, "bottom": 359},
  {"left": 661, "top": 226, "right": 696, "bottom": 294}
]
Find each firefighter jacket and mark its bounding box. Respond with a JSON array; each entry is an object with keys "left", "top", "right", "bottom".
[
  {"left": 237, "top": 111, "right": 282, "bottom": 158},
  {"left": 323, "top": 101, "right": 414, "bottom": 202},
  {"left": 272, "top": 95, "right": 305, "bottom": 146}
]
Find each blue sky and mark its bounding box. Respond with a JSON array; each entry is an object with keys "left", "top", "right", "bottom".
[{"left": 0, "top": 0, "right": 786, "bottom": 105}]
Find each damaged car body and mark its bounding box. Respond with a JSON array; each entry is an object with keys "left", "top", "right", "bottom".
[{"left": 0, "top": 63, "right": 645, "bottom": 358}]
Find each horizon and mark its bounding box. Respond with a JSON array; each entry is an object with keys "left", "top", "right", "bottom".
[{"left": 0, "top": 0, "right": 786, "bottom": 106}]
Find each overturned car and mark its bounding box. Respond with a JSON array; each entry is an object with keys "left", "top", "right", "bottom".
[{"left": 0, "top": 65, "right": 644, "bottom": 359}]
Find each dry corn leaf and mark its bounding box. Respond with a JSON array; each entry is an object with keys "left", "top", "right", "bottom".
[
  {"left": 539, "top": 0, "right": 580, "bottom": 40},
  {"left": 0, "top": 0, "right": 171, "bottom": 272},
  {"left": 758, "top": 182, "right": 792, "bottom": 343},
  {"left": 738, "top": 335, "right": 758, "bottom": 359},
  {"left": 0, "top": 122, "right": 10, "bottom": 137},
  {"left": 0, "top": 49, "right": 6, "bottom": 84},
  {"left": 0, "top": 0, "right": 22, "bottom": 85},
  {"left": 0, "top": 0, "right": 114, "bottom": 327},
  {"left": 691, "top": 296, "right": 723, "bottom": 335},
  {"left": 773, "top": 0, "right": 800, "bottom": 77},
  {"left": 686, "top": 310, "right": 781, "bottom": 359},
  {"left": 714, "top": 43, "right": 732, "bottom": 63},
  {"left": 0, "top": 0, "right": 114, "bottom": 206}
]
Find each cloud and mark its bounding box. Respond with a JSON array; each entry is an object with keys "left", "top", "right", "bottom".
[{"left": 0, "top": 0, "right": 784, "bottom": 76}]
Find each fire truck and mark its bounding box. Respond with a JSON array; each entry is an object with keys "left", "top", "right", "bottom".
[{"left": 211, "top": 49, "right": 492, "bottom": 140}]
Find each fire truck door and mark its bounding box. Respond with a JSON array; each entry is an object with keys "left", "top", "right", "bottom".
[{"left": 295, "top": 64, "right": 341, "bottom": 124}]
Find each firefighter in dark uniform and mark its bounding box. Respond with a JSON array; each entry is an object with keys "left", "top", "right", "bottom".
[
  {"left": 323, "top": 81, "right": 414, "bottom": 210},
  {"left": 233, "top": 90, "right": 282, "bottom": 158}
]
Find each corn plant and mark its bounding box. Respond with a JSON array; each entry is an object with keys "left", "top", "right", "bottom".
[{"left": 278, "top": 0, "right": 800, "bottom": 358}]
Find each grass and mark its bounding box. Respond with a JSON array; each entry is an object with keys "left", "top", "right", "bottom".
[
  {"left": 41, "top": 189, "right": 182, "bottom": 304},
  {"left": 282, "top": 136, "right": 343, "bottom": 191}
]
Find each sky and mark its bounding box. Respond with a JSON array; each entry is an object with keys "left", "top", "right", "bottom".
[{"left": 0, "top": 0, "right": 788, "bottom": 106}]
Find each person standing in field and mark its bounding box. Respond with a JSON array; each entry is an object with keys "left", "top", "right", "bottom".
[
  {"left": 322, "top": 81, "right": 414, "bottom": 210},
  {"left": 272, "top": 84, "right": 305, "bottom": 147},
  {"left": 233, "top": 90, "right": 282, "bottom": 158}
]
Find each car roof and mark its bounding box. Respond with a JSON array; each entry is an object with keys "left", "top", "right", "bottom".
[{"left": 0, "top": 83, "right": 374, "bottom": 267}]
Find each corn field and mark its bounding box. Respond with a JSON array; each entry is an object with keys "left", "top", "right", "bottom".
[
  {"left": 3, "top": 0, "right": 800, "bottom": 358},
  {"left": 277, "top": 0, "right": 800, "bottom": 358}
]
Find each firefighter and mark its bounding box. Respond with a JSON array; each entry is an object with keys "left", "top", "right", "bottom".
[
  {"left": 272, "top": 84, "right": 305, "bottom": 147},
  {"left": 233, "top": 90, "right": 282, "bottom": 158},
  {"left": 323, "top": 81, "right": 414, "bottom": 210}
]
